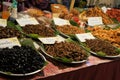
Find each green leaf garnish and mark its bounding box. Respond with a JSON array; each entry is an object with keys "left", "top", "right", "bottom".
[
  {"left": 65, "top": 38, "right": 76, "bottom": 43},
  {"left": 54, "top": 57, "right": 72, "bottom": 63},
  {"left": 27, "top": 34, "right": 40, "bottom": 39},
  {"left": 69, "top": 20, "right": 79, "bottom": 27},
  {"left": 80, "top": 42, "right": 87, "bottom": 47},
  {"left": 7, "top": 21, "right": 16, "bottom": 29},
  {"left": 85, "top": 47, "right": 91, "bottom": 52},
  {"left": 16, "top": 25, "right": 23, "bottom": 33},
  {"left": 115, "top": 48, "right": 120, "bottom": 54},
  {"left": 20, "top": 38, "right": 36, "bottom": 50},
  {"left": 96, "top": 51, "right": 106, "bottom": 57},
  {"left": 68, "top": 34, "right": 77, "bottom": 40},
  {"left": 104, "top": 25, "right": 111, "bottom": 30},
  {"left": 54, "top": 30, "right": 59, "bottom": 35},
  {"left": 112, "top": 18, "right": 119, "bottom": 24},
  {"left": 85, "top": 29, "right": 91, "bottom": 33},
  {"left": 7, "top": 21, "right": 23, "bottom": 33}
]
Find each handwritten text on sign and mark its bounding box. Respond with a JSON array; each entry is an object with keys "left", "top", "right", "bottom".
[
  {"left": 53, "top": 18, "right": 70, "bottom": 26},
  {"left": 88, "top": 17, "right": 103, "bottom": 26},
  {"left": 0, "top": 37, "right": 21, "bottom": 48},
  {"left": 16, "top": 18, "right": 39, "bottom": 26},
  {"left": 39, "top": 35, "right": 65, "bottom": 44},
  {"left": 0, "top": 19, "right": 7, "bottom": 27},
  {"left": 76, "top": 33, "right": 95, "bottom": 42}
]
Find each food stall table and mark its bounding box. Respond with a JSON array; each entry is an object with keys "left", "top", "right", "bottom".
[{"left": 0, "top": 55, "right": 116, "bottom": 80}]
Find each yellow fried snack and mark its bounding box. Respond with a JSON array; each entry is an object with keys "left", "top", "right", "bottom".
[
  {"left": 79, "top": 7, "right": 114, "bottom": 24},
  {"left": 87, "top": 26, "right": 120, "bottom": 48},
  {"left": 51, "top": 4, "right": 68, "bottom": 13},
  {"left": 27, "top": 8, "right": 44, "bottom": 17}
]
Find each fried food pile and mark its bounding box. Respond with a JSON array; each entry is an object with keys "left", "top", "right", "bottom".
[
  {"left": 79, "top": 7, "right": 114, "bottom": 24},
  {"left": 87, "top": 26, "right": 120, "bottom": 48}
]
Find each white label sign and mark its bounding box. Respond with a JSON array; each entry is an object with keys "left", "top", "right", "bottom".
[
  {"left": 101, "top": 6, "right": 107, "bottom": 13},
  {"left": 54, "top": 6, "right": 60, "bottom": 8},
  {"left": 16, "top": 18, "right": 39, "bottom": 26},
  {"left": 38, "top": 35, "right": 65, "bottom": 44},
  {"left": 39, "top": 37, "right": 56, "bottom": 44},
  {"left": 76, "top": 33, "right": 95, "bottom": 42},
  {"left": 0, "top": 37, "right": 21, "bottom": 48},
  {"left": 53, "top": 18, "right": 70, "bottom": 26},
  {"left": 0, "top": 19, "right": 7, "bottom": 27},
  {"left": 88, "top": 17, "right": 103, "bottom": 26}
]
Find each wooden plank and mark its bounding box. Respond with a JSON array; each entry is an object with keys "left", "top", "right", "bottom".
[{"left": 70, "top": 0, "right": 75, "bottom": 11}]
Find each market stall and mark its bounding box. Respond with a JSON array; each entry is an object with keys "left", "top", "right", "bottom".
[{"left": 0, "top": 0, "right": 120, "bottom": 80}]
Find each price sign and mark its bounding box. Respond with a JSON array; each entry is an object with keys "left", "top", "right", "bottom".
[
  {"left": 76, "top": 33, "right": 95, "bottom": 42},
  {"left": 88, "top": 17, "right": 103, "bottom": 26},
  {"left": 0, "top": 37, "right": 21, "bottom": 48},
  {"left": 53, "top": 18, "right": 70, "bottom": 26},
  {"left": 39, "top": 37, "right": 56, "bottom": 44},
  {"left": 39, "top": 35, "right": 65, "bottom": 44},
  {"left": 101, "top": 6, "right": 107, "bottom": 13},
  {"left": 0, "top": 19, "right": 7, "bottom": 27},
  {"left": 16, "top": 18, "right": 39, "bottom": 26}
]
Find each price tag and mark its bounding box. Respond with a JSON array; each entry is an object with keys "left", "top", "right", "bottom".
[
  {"left": 76, "top": 33, "right": 95, "bottom": 42},
  {"left": 53, "top": 18, "right": 70, "bottom": 26},
  {"left": 55, "top": 35, "right": 65, "bottom": 43},
  {"left": 0, "top": 37, "right": 21, "bottom": 48},
  {"left": 39, "top": 37, "right": 56, "bottom": 44},
  {"left": 101, "top": 6, "right": 107, "bottom": 13},
  {"left": 0, "top": 19, "right": 7, "bottom": 27},
  {"left": 38, "top": 35, "right": 65, "bottom": 44},
  {"left": 16, "top": 18, "right": 39, "bottom": 26},
  {"left": 88, "top": 17, "right": 103, "bottom": 26}
]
